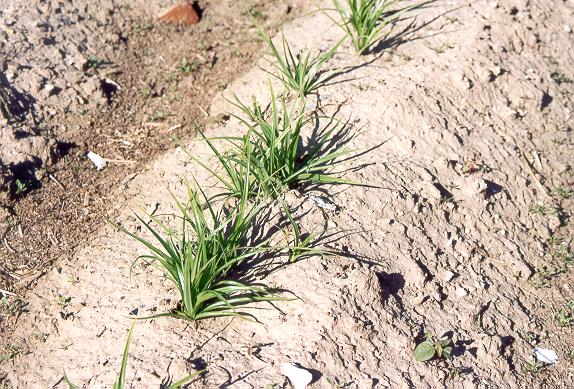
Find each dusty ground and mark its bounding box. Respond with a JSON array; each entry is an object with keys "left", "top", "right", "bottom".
[
  {"left": 2, "top": 0, "right": 574, "bottom": 387},
  {"left": 0, "top": 0, "right": 299, "bottom": 294}
]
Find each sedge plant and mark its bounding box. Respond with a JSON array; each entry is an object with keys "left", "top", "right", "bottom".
[
  {"left": 116, "top": 170, "right": 283, "bottom": 321},
  {"left": 257, "top": 26, "right": 343, "bottom": 98},
  {"left": 331, "top": 0, "right": 412, "bottom": 55},
  {"left": 225, "top": 84, "right": 355, "bottom": 199}
]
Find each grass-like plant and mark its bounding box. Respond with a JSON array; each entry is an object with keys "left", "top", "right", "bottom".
[
  {"left": 116, "top": 173, "right": 282, "bottom": 321},
  {"left": 331, "top": 0, "right": 410, "bottom": 55},
  {"left": 113, "top": 321, "right": 135, "bottom": 389},
  {"left": 257, "top": 27, "right": 342, "bottom": 98},
  {"left": 225, "top": 85, "right": 355, "bottom": 199}
]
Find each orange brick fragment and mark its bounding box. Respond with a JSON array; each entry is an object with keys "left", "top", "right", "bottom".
[{"left": 158, "top": 2, "right": 200, "bottom": 25}]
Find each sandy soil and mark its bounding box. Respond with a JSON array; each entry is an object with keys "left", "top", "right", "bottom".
[
  {"left": 0, "top": 0, "right": 299, "bottom": 295},
  {"left": 2, "top": 0, "right": 574, "bottom": 387}
]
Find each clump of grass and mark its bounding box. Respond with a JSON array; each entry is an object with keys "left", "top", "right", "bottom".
[
  {"left": 257, "top": 26, "right": 342, "bottom": 98},
  {"left": 224, "top": 85, "right": 355, "bottom": 199},
  {"left": 331, "top": 0, "right": 412, "bottom": 55},
  {"left": 116, "top": 177, "right": 282, "bottom": 321}
]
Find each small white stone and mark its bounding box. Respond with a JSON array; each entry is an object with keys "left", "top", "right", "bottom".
[
  {"left": 443, "top": 271, "right": 456, "bottom": 282},
  {"left": 455, "top": 287, "right": 468, "bottom": 297},
  {"left": 281, "top": 363, "right": 313, "bottom": 389},
  {"left": 533, "top": 348, "right": 558, "bottom": 364},
  {"left": 87, "top": 151, "right": 107, "bottom": 170}
]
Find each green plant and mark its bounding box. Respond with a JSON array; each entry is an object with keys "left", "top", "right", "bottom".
[
  {"left": 86, "top": 54, "right": 104, "bottom": 70},
  {"left": 116, "top": 177, "right": 284, "bottom": 321},
  {"left": 14, "top": 178, "right": 28, "bottom": 195},
  {"left": 224, "top": 85, "right": 355, "bottom": 199},
  {"left": 56, "top": 295, "right": 72, "bottom": 309},
  {"left": 257, "top": 26, "right": 342, "bottom": 98},
  {"left": 555, "top": 300, "right": 574, "bottom": 327},
  {"left": 1, "top": 344, "right": 20, "bottom": 362},
  {"left": 413, "top": 332, "right": 453, "bottom": 362},
  {"left": 1, "top": 296, "right": 25, "bottom": 316},
  {"left": 553, "top": 186, "right": 573, "bottom": 199},
  {"left": 523, "top": 360, "right": 544, "bottom": 374},
  {"left": 149, "top": 110, "right": 169, "bottom": 122},
  {"left": 113, "top": 321, "right": 135, "bottom": 389},
  {"left": 178, "top": 58, "right": 199, "bottom": 75},
  {"left": 331, "top": 0, "right": 414, "bottom": 55}
]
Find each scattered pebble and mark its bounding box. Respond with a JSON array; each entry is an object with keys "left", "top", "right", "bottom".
[
  {"left": 281, "top": 363, "right": 313, "bottom": 389},
  {"left": 443, "top": 271, "right": 456, "bottom": 282},
  {"left": 533, "top": 348, "right": 558, "bottom": 364},
  {"left": 87, "top": 151, "right": 107, "bottom": 170},
  {"left": 309, "top": 195, "right": 336, "bottom": 211},
  {"left": 455, "top": 287, "right": 468, "bottom": 297}
]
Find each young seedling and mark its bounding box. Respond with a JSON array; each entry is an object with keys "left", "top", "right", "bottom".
[
  {"left": 149, "top": 110, "right": 169, "bottom": 122},
  {"left": 257, "top": 26, "right": 342, "bottom": 98},
  {"left": 86, "top": 54, "right": 104, "bottom": 70},
  {"left": 555, "top": 300, "right": 574, "bottom": 327},
  {"left": 14, "top": 178, "right": 28, "bottom": 195},
  {"left": 331, "top": 0, "right": 416, "bottom": 55},
  {"left": 413, "top": 332, "right": 453, "bottom": 362},
  {"left": 523, "top": 360, "right": 544, "bottom": 374},
  {"left": 553, "top": 186, "right": 573, "bottom": 199},
  {"left": 113, "top": 321, "right": 135, "bottom": 389},
  {"left": 178, "top": 58, "right": 199, "bottom": 75}
]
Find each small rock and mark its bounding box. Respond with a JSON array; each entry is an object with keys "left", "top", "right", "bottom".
[
  {"left": 413, "top": 294, "right": 428, "bottom": 306},
  {"left": 455, "top": 287, "right": 468, "bottom": 297},
  {"left": 533, "top": 348, "right": 558, "bottom": 364},
  {"left": 87, "top": 151, "right": 107, "bottom": 170},
  {"left": 443, "top": 271, "right": 456, "bottom": 282},
  {"left": 281, "top": 363, "right": 313, "bottom": 389},
  {"left": 158, "top": 2, "right": 201, "bottom": 25}
]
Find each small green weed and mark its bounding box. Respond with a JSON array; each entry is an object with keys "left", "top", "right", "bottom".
[
  {"left": 149, "top": 110, "right": 169, "bottom": 122},
  {"left": 257, "top": 26, "right": 342, "bottom": 97},
  {"left": 86, "top": 55, "right": 104, "bottom": 70},
  {"left": 56, "top": 295, "right": 72, "bottom": 309},
  {"left": 555, "top": 300, "right": 574, "bottom": 327},
  {"left": 427, "top": 42, "right": 454, "bottom": 54},
  {"left": 523, "top": 360, "right": 544, "bottom": 374},
  {"left": 14, "top": 178, "right": 28, "bottom": 195},
  {"left": 178, "top": 58, "right": 199, "bottom": 75},
  {"left": 550, "top": 72, "right": 573, "bottom": 85},
  {"left": 413, "top": 332, "right": 453, "bottom": 362},
  {"left": 548, "top": 236, "right": 573, "bottom": 263},
  {"left": 1, "top": 344, "right": 20, "bottom": 362},
  {"left": 534, "top": 266, "right": 565, "bottom": 287},
  {"left": 331, "top": 0, "right": 415, "bottom": 55},
  {"left": 553, "top": 186, "right": 573, "bottom": 199},
  {"left": 1, "top": 296, "right": 26, "bottom": 316},
  {"left": 133, "top": 24, "right": 154, "bottom": 33},
  {"left": 113, "top": 321, "right": 135, "bottom": 389}
]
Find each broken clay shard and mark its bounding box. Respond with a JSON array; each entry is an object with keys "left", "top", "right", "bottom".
[
  {"left": 281, "top": 363, "right": 313, "bottom": 389},
  {"left": 158, "top": 2, "right": 200, "bottom": 25}
]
